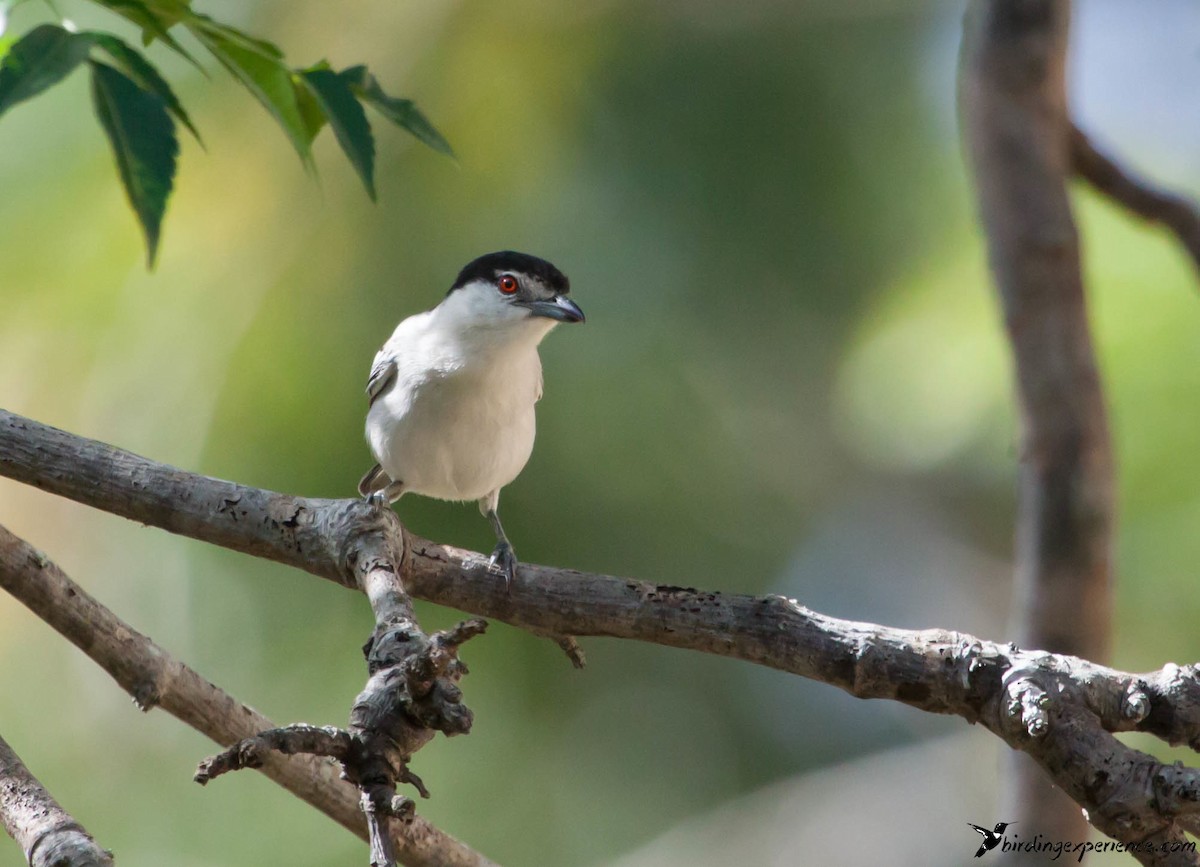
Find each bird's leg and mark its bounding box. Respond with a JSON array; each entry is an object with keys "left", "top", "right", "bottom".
[
  {"left": 484, "top": 508, "right": 518, "bottom": 590},
  {"left": 364, "top": 481, "right": 405, "bottom": 511}
]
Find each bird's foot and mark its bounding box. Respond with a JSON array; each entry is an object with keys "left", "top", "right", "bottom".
[
  {"left": 487, "top": 541, "right": 518, "bottom": 591},
  {"left": 365, "top": 490, "right": 388, "bottom": 511}
]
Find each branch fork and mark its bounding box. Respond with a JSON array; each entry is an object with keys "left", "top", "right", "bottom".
[
  {"left": 194, "top": 594, "right": 488, "bottom": 867},
  {"left": 194, "top": 492, "right": 484, "bottom": 864}
]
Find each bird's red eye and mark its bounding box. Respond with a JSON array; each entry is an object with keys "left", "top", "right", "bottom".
[{"left": 498, "top": 275, "right": 519, "bottom": 294}]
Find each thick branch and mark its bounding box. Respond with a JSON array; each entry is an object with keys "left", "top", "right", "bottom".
[
  {"left": 0, "top": 733, "right": 112, "bottom": 867},
  {"left": 960, "top": 0, "right": 1113, "bottom": 852},
  {"left": 3, "top": 409, "right": 1197, "bottom": 733},
  {"left": 7, "top": 410, "right": 1200, "bottom": 858},
  {"left": 0, "top": 523, "right": 493, "bottom": 867},
  {"left": 1070, "top": 124, "right": 1200, "bottom": 273}
]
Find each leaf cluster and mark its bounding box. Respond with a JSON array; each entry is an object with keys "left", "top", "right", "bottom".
[{"left": 0, "top": 0, "right": 453, "bottom": 265}]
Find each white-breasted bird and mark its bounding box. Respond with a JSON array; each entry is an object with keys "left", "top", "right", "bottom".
[{"left": 359, "top": 251, "right": 584, "bottom": 586}]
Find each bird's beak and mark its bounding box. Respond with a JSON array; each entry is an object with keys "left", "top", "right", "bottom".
[{"left": 521, "top": 295, "right": 585, "bottom": 324}]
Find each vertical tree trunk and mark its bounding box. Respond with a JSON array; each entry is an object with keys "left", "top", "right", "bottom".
[{"left": 960, "top": 0, "right": 1113, "bottom": 855}]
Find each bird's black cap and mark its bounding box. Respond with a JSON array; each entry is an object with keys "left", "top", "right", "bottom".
[{"left": 450, "top": 251, "right": 570, "bottom": 295}]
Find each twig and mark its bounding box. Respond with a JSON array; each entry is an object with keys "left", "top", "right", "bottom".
[
  {"left": 0, "top": 733, "right": 112, "bottom": 867},
  {"left": 1070, "top": 124, "right": 1200, "bottom": 273},
  {"left": 0, "top": 522, "right": 495, "bottom": 867},
  {"left": 193, "top": 724, "right": 355, "bottom": 782},
  {"left": 556, "top": 636, "right": 586, "bottom": 669}
]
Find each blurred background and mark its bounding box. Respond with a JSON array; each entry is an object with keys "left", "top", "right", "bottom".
[{"left": 2, "top": 0, "right": 1200, "bottom": 864}]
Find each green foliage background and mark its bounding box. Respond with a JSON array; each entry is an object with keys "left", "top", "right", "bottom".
[{"left": 1, "top": 1, "right": 1199, "bottom": 865}]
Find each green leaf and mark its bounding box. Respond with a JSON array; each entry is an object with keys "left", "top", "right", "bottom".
[
  {"left": 0, "top": 34, "right": 14, "bottom": 66},
  {"left": 86, "top": 31, "right": 201, "bottom": 143},
  {"left": 340, "top": 64, "right": 453, "bottom": 158},
  {"left": 89, "top": 59, "right": 178, "bottom": 266},
  {"left": 0, "top": 25, "right": 92, "bottom": 120},
  {"left": 301, "top": 66, "right": 375, "bottom": 200},
  {"left": 187, "top": 19, "right": 310, "bottom": 163},
  {"left": 186, "top": 12, "right": 282, "bottom": 60},
  {"left": 139, "top": 0, "right": 192, "bottom": 20},
  {"left": 291, "top": 72, "right": 324, "bottom": 143},
  {"left": 97, "top": 0, "right": 201, "bottom": 69}
]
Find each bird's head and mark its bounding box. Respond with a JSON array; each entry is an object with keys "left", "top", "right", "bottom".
[{"left": 437, "top": 251, "right": 584, "bottom": 342}]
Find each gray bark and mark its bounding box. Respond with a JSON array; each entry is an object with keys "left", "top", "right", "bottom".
[
  {"left": 0, "top": 522, "right": 494, "bottom": 867},
  {"left": 5, "top": 408, "right": 1200, "bottom": 862},
  {"left": 0, "top": 734, "right": 113, "bottom": 867}
]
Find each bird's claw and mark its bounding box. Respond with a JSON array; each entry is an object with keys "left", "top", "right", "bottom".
[
  {"left": 365, "top": 490, "right": 388, "bottom": 510},
  {"left": 487, "top": 541, "right": 518, "bottom": 592}
]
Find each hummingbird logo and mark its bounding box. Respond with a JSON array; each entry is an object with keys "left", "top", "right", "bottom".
[{"left": 968, "top": 822, "right": 1014, "bottom": 857}]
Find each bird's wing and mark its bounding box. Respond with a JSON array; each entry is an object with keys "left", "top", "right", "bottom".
[
  {"left": 366, "top": 348, "right": 398, "bottom": 407},
  {"left": 968, "top": 824, "right": 989, "bottom": 837}
]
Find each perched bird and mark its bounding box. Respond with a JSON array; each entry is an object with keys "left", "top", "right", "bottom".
[
  {"left": 968, "top": 822, "right": 1013, "bottom": 858},
  {"left": 359, "top": 251, "right": 584, "bottom": 586}
]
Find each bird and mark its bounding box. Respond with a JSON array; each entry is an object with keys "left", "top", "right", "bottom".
[
  {"left": 358, "top": 251, "right": 584, "bottom": 588},
  {"left": 968, "top": 822, "right": 1013, "bottom": 858}
]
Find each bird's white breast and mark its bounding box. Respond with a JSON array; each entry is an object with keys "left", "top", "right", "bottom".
[{"left": 365, "top": 310, "right": 545, "bottom": 503}]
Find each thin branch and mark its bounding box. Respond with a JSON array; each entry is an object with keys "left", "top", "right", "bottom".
[
  {"left": 326, "top": 510, "right": 484, "bottom": 866},
  {"left": 0, "top": 733, "right": 112, "bottom": 867},
  {"left": 1070, "top": 124, "right": 1200, "bottom": 273},
  {"left": 0, "top": 522, "right": 495, "bottom": 867},
  {"left": 193, "top": 724, "right": 355, "bottom": 782},
  {"left": 960, "top": 0, "right": 1114, "bottom": 852},
  {"left": 7, "top": 410, "right": 1200, "bottom": 859}
]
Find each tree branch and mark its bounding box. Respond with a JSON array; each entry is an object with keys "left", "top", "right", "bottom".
[
  {"left": 1069, "top": 124, "right": 1200, "bottom": 273},
  {"left": 0, "top": 733, "right": 112, "bottom": 867},
  {"left": 1, "top": 405, "right": 493, "bottom": 867},
  {"left": 6, "top": 409, "right": 1200, "bottom": 860},
  {"left": 0, "top": 521, "right": 494, "bottom": 867},
  {"left": 960, "top": 0, "right": 1114, "bottom": 852}
]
